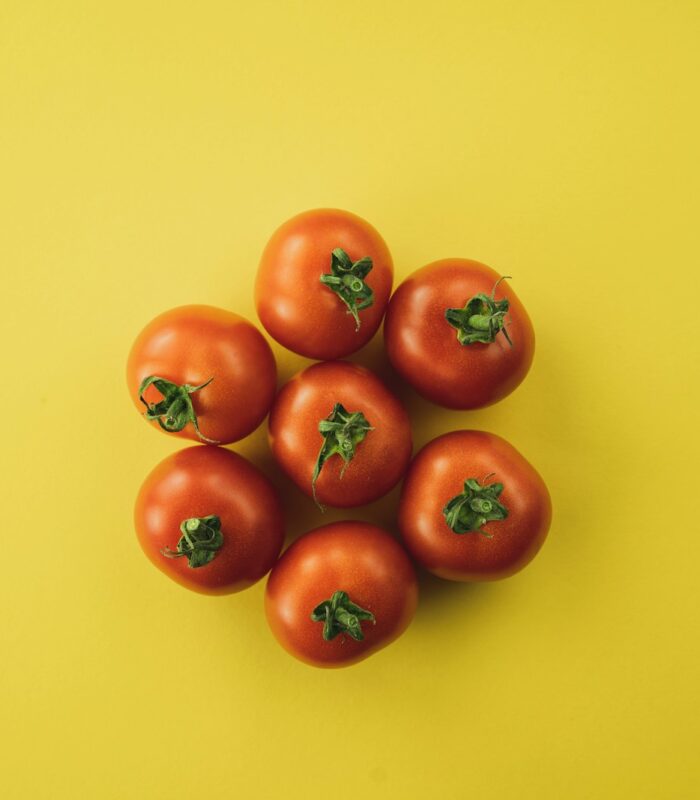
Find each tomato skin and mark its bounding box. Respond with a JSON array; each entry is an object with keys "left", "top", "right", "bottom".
[
  {"left": 384, "top": 259, "right": 535, "bottom": 409},
  {"left": 398, "top": 431, "right": 551, "bottom": 581},
  {"left": 134, "top": 446, "right": 284, "bottom": 595},
  {"left": 127, "top": 305, "right": 276, "bottom": 445},
  {"left": 255, "top": 209, "right": 393, "bottom": 359},
  {"left": 265, "top": 521, "right": 418, "bottom": 667},
  {"left": 268, "top": 361, "right": 412, "bottom": 508}
]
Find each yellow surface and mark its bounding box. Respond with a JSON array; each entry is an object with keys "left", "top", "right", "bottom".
[{"left": 2, "top": 2, "right": 698, "bottom": 798}]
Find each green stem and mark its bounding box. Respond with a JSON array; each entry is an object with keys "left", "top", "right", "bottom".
[
  {"left": 161, "top": 514, "right": 224, "bottom": 568},
  {"left": 442, "top": 476, "right": 508, "bottom": 535},
  {"left": 311, "top": 590, "right": 375, "bottom": 641},
  {"left": 444, "top": 276, "right": 513, "bottom": 346},
  {"left": 311, "top": 403, "right": 373, "bottom": 509},
  {"left": 319, "top": 248, "right": 374, "bottom": 330},
  {"left": 138, "top": 375, "right": 220, "bottom": 444}
]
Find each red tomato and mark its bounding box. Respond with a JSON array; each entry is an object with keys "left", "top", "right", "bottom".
[
  {"left": 398, "top": 430, "right": 551, "bottom": 581},
  {"left": 384, "top": 259, "right": 534, "bottom": 409},
  {"left": 134, "top": 446, "right": 284, "bottom": 595},
  {"left": 256, "top": 209, "right": 393, "bottom": 359},
  {"left": 268, "top": 361, "right": 412, "bottom": 508},
  {"left": 265, "top": 521, "right": 418, "bottom": 667},
  {"left": 127, "top": 305, "right": 276, "bottom": 445}
]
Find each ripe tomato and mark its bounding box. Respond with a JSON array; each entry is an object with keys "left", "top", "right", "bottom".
[
  {"left": 268, "top": 361, "right": 412, "bottom": 508},
  {"left": 384, "top": 259, "right": 534, "bottom": 409},
  {"left": 265, "top": 521, "right": 418, "bottom": 667},
  {"left": 255, "top": 208, "right": 393, "bottom": 359},
  {"left": 134, "top": 446, "right": 284, "bottom": 595},
  {"left": 127, "top": 305, "right": 276, "bottom": 445},
  {"left": 398, "top": 430, "right": 551, "bottom": 581}
]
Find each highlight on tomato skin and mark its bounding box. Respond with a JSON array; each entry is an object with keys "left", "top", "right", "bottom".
[
  {"left": 255, "top": 208, "right": 394, "bottom": 360},
  {"left": 384, "top": 259, "right": 535, "bottom": 410},
  {"left": 134, "top": 446, "right": 285, "bottom": 595},
  {"left": 398, "top": 430, "right": 552, "bottom": 582},
  {"left": 265, "top": 521, "right": 418, "bottom": 668},
  {"left": 268, "top": 360, "right": 413, "bottom": 509},
  {"left": 127, "top": 305, "right": 277, "bottom": 445}
]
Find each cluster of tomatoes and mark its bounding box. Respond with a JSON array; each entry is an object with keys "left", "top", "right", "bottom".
[{"left": 127, "top": 209, "right": 552, "bottom": 668}]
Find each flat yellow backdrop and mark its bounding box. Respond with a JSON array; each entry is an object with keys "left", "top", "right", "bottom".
[{"left": 2, "top": 2, "right": 698, "bottom": 798}]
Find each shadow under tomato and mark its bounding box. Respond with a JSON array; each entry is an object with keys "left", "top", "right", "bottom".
[
  {"left": 272, "top": 469, "right": 408, "bottom": 549},
  {"left": 414, "top": 569, "right": 492, "bottom": 623},
  {"left": 348, "top": 327, "right": 397, "bottom": 385}
]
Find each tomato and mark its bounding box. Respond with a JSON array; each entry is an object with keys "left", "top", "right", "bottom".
[
  {"left": 384, "top": 259, "right": 535, "bottom": 409},
  {"left": 134, "top": 446, "right": 284, "bottom": 594},
  {"left": 268, "top": 361, "right": 412, "bottom": 508},
  {"left": 265, "top": 521, "right": 417, "bottom": 667},
  {"left": 398, "top": 430, "right": 551, "bottom": 581},
  {"left": 255, "top": 208, "right": 393, "bottom": 359},
  {"left": 127, "top": 305, "right": 276, "bottom": 445}
]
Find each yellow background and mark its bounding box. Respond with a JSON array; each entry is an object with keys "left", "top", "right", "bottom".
[{"left": 2, "top": 2, "right": 698, "bottom": 798}]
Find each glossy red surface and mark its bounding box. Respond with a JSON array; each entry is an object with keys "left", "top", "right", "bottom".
[
  {"left": 135, "top": 446, "right": 285, "bottom": 594},
  {"left": 269, "top": 361, "right": 412, "bottom": 507},
  {"left": 398, "top": 430, "right": 551, "bottom": 581},
  {"left": 265, "top": 521, "right": 418, "bottom": 667},
  {"left": 127, "top": 305, "right": 276, "bottom": 444},
  {"left": 384, "top": 259, "right": 534, "bottom": 409},
  {"left": 256, "top": 208, "right": 393, "bottom": 359}
]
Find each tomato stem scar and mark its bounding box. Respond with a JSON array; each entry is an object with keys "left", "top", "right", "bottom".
[
  {"left": 443, "top": 476, "right": 509, "bottom": 535},
  {"left": 138, "top": 375, "right": 220, "bottom": 443},
  {"left": 161, "top": 514, "right": 224, "bottom": 568},
  {"left": 444, "top": 276, "right": 513, "bottom": 346},
  {"left": 311, "top": 403, "right": 373, "bottom": 510},
  {"left": 311, "top": 590, "right": 376, "bottom": 641},
  {"left": 319, "top": 247, "right": 374, "bottom": 331}
]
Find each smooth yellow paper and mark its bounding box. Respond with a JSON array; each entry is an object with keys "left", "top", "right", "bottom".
[{"left": 1, "top": 2, "right": 698, "bottom": 798}]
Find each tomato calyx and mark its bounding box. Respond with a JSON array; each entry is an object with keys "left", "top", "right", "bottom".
[
  {"left": 161, "top": 515, "right": 224, "bottom": 568},
  {"left": 311, "top": 590, "right": 376, "bottom": 641},
  {"left": 319, "top": 248, "right": 374, "bottom": 331},
  {"left": 138, "top": 375, "right": 220, "bottom": 444},
  {"left": 444, "top": 276, "right": 513, "bottom": 346},
  {"left": 443, "top": 475, "right": 509, "bottom": 536},
  {"left": 311, "top": 403, "right": 373, "bottom": 508}
]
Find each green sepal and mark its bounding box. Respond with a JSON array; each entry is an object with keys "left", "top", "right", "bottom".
[
  {"left": 161, "top": 515, "right": 224, "bottom": 568},
  {"left": 444, "top": 276, "right": 513, "bottom": 346},
  {"left": 443, "top": 476, "right": 508, "bottom": 536},
  {"left": 311, "top": 403, "right": 373, "bottom": 509},
  {"left": 319, "top": 247, "right": 374, "bottom": 330},
  {"left": 138, "top": 375, "right": 220, "bottom": 444},
  {"left": 311, "top": 590, "right": 376, "bottom": 641}
]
